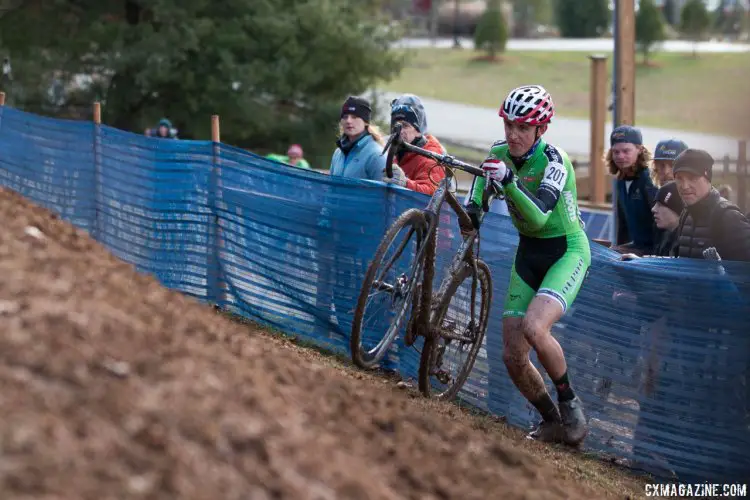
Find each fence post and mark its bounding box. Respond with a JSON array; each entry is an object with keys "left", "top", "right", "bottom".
[
  {"left": 0, "top": 92, "right": 6, "bottom": 132},
  {"left": 208, "top": 114, "right": 225, "bottom": 309},
  {"left": 738, "top": 140, "right": 747, "bottom": 212},
  {"left": 615, "top": 0, "right": 636, "bottom": 127},
  {"left": 93, "top": 101, "right": 102, "bottom": 240},
  {"left": 589, "top": 54, "right": 608, "bottom": 205}
]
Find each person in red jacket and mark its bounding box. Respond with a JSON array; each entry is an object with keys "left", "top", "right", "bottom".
[{"left": 384, "top": 94, "right": 446, "bottom": 195}]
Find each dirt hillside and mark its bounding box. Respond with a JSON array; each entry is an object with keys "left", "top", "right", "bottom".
[{"left": 0, "top": 187, "right": 648, "bottom": 499}]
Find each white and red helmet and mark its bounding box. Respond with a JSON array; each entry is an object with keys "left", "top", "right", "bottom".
[{"left": 499, "top": 85, "right": 555, "bottom": 126}]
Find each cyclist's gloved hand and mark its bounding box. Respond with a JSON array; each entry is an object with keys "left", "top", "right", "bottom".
[
  {"left": 383, "top": 164, "right": 408, "bottom": 187},
  {"left": 481, "top": 158, "right": 513, "bottom": 185}
]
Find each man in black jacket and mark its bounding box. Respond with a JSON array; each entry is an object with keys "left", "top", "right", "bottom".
[{"left": 673, "top": 149, "right": 750, "bottom": 261}]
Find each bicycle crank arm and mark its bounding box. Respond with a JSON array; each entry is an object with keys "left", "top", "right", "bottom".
[
  {"left": 372, "top": 280, "right": 395, "bottom": 293},
  {"left": 435, "top": 328, "right": 475, "bottom": 343}
]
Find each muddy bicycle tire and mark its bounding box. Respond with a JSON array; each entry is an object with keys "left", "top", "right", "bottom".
[
  {"left": 418, "top": 259, "right": 492, "bottom": 400},
  {"left": 350, "top": 208, "right": 428, "bottom": 369}
]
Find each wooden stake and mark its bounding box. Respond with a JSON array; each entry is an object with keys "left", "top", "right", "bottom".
[
  {"left": 589, "top": 54, "right": 608, "bottom": 205},
  {"left": 615, "top": 0, "right": 636, "bottom": 126},
  {"left": 93, "top": 101, "right": 102, "bottom": 124},
  {"left": 211, "top": 115, "right": 220, "bottom": 142},
  {"left": 737, "top": 140, "right": 747, "bottom": 212}
]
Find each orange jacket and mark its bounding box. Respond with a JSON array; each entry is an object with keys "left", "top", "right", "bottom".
[{"left": 397, "top": 134, "right": 446, "bottom": 195}]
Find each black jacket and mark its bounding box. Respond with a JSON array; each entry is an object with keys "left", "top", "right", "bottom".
[
  {"left": 676, "top": 188, "right": 750, "bottom": 261},
  {"left": 653, "top": 228, "right": 678, "bottom": 257}
]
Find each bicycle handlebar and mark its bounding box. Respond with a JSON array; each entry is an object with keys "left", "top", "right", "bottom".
[{"left": 382, "top": 128, "right": 502, "bottom": 201}]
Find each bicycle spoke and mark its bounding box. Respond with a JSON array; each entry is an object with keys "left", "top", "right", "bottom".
[
  {"left": 419, "top": 260, "right": 491, "bottom": 401},
  {"left": 351, "top": 209, "right": 428, "bottom": 369},
  {"left": 377, "top": 226, "right": 416, "bottom": 280}
]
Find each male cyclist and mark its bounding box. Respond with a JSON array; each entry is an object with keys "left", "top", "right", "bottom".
[{"left": 467, "top": 85, "right": 589, "bottom": 446}]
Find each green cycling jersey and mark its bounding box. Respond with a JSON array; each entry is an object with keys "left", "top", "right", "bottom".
[{"left": 469, "top": 139, "right": 585, "bottom": 238}]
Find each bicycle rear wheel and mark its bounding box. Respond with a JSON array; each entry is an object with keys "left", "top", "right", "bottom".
[
  {"left": 418, "top": 259, "right": 492, "bottom": 400},
  {"left": 351, "top": 208, "right": 428, "bottom": 369}
]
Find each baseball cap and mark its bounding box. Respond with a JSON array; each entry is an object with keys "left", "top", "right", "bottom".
[
  {"left": 654, "top": 139, "right": 689, "bottom": 161},
  {"left": 610, "top": 125, "right": 643, "bottom": 147}
]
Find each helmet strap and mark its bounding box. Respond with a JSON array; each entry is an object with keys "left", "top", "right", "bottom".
[{"left": 512, "top": 137, "right": 542, "bottom": 164}]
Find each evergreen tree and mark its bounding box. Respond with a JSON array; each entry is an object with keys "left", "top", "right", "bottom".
[
  {"left": 474, "top": 0, "right": 509, "bottom": 59},
  {"left": 555, "top": 0, "right": 610, "bottom": 38},
  {"left": 0, "top": 0, "right": 404, "bottom": 164},
  {"left": 636, "top": 0, "right": 666, "bottom": 64},
  {"left": 681, "top": 0, "right": 711, "bottom": 57}
]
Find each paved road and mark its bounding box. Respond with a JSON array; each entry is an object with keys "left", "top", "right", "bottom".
[
  {"left": 397, "top": 37, "right": 750, "bottom": 53},
  {"left": 370, "top": 91, "right": 742, "bottom": 159}
]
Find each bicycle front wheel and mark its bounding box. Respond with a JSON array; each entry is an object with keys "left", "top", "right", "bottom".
[
  {"left": 418, "top": 259, "right": 492, "bottom": 400},
  {"left": 350, "top": 208, "right": 428, "bottom": 369}
]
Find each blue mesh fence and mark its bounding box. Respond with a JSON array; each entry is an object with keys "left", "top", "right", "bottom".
[{"left": 1, "top": 104, "right": 748, "bottom": 483}]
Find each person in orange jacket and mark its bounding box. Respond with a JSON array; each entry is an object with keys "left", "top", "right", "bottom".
[{"left": 384, "top": 94, "right": 446, "bottom": 195}]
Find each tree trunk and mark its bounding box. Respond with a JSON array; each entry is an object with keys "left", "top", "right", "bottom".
[
  {"left": 452, "top": 0, "right": 461, "bottom": 48},
  {"left": 429, "top": 0, "right": 440, "bottom": 42}
]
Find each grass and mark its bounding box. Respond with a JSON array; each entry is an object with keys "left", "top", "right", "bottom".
[{"left": 382, "top": 48, "right": 750, "bottom": 136}]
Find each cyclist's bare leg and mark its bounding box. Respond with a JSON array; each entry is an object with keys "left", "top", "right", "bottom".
[
  {"left": 502, "top": 316, "right": 563, "bottom": 445},
  {"left": 521, "top": 295, "right": 566, "bottom": 379},
  {"left": 501, "top": 317, "right": 548, "bottom": 402},
  {"left": 522, "top": 294, "right": 588, "bottom": 445}
]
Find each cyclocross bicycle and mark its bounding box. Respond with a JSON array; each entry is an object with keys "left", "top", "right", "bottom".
[{"left": 350, "top": 125, "right": 501, "bottom": 401}]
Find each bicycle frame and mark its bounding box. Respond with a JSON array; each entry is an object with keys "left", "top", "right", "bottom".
[
  {"left": 416, "top": 174, "right": 478, "bottom": 330},
  {"left": 380, "top": 130, "right": 500, "bottom": 347},
  {"left": 401, "top": 160, "right": 495, "bottom": 345}
]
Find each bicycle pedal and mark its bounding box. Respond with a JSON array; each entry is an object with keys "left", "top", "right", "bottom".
[{"left": 435, "top": 370, "right": 452, "bottom": 385}]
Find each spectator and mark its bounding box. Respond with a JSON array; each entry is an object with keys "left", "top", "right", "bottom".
[
  {"left": 384, "top": 94, "right": 446, "bottom": 195},
  {"left": 2, "top": 57, "right": 11, "bottom": 82},
  {"left": 320, "top": 95, "right": 396, "bottom": 372},
  {"left": 329, "top": 96, "right": 386, "bottom": 181},
  {"left": 718, "top": 184, "right": 733, "bottom": 202},
  {"left": 607, "top": 125, "right": 657, "bottom": 256},
  {"left": 672, "top": 149, "right": 750, "bottom": 261},
  {"left": 652, "top": 138, "right": 688, "bottom": 187},
  {"left": 650, "top": 181, "right": 684, "bottom": 257},
  {"left": 266, "top": 144, "right": 311, "bottom": 169},
  {"left": 145, "top": 118, "right": 178, "bottom": 139}
]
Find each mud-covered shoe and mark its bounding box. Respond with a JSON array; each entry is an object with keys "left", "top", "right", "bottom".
[
  {"left": 527, "top": 419, "right": 565, "bottom": 444},
  {"left": 559, "top": 396, "right": 588, "bottom": 446}
]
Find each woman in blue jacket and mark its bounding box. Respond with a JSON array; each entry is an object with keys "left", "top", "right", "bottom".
[
  {"left": 321, "top": 96, "right": 399, "bottom": 372},
  {"left": 329, "top": 96, "right": 386, "bottom": 180}
]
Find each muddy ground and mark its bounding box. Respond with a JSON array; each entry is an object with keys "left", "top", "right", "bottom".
[{"left": 0, "top": 187, "right": 651, "bottom": 499}]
